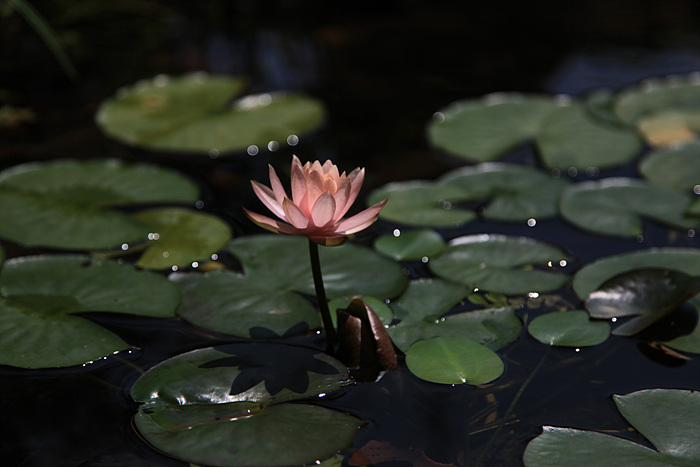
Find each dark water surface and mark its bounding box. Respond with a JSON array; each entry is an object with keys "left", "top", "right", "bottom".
[{"left": 2, "top": 1, "right": 700, "bottom": 466}]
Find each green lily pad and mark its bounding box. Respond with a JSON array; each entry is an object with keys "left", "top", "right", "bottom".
[
  {"left": 639, "top": 142, "right": 700, "bottom": 192},
  {"left": 559, "top": 178, "right": 698, "bottom": 237},
  {"left": 536, "top": 101, "right": 643, "bottom": 170},
  {"left": 366, "top": 181, "right": 476, "bottom": 227},
  {"left": 389, "top": 306, "right": 522, "bottom": 352},
  {"left": 427, "top": 93, "right": 642, "bottom": 169},
  {"left": 391, "top": 278, "right": 472, "bottom": 325},
  {"left": 405, "top": 336, "right": 504, "bottom": 385},
  {"left": 614, "top": 74, "right": 700, "bottom": 125},
  {"left": 132, "top": 343, "right": 362, "bottom": 467},
  {"left": 96, "top": 73, "right": 325, "bottom": 155},
  {"left": 429, "top": 235, "right": 571, "bottom": 295},
  {"left": 0, "top": 255, "right": 180, "bottom": 368},
  {"left": 373, "top": 228, "right": 446, "bottom": 261},
  {"left": 131, "top": 208, "right": 231, "bottom": 269},
  {"left": 572, "top": 248, "right": 700, "bottom": 299},
  {"left": 437, "top": 163, "right": 571, "bottom": 221},
  {"left": 523, "top": 388, "right": 700, "bottom": 466},
  {"left": 427, "top": 93, "right": 556, "bottom": 163},
  {"left": 0, "top": 159, "right": 199, "bottom": 250},
  {"left": 527, "top": 310, "right": 610, "bottom": 346},
  {"left": 585, "top": 269, "right": 700, "bottom": 336},
  {"left": 171, "top": 235, "right": 408, "bottom": 337}
]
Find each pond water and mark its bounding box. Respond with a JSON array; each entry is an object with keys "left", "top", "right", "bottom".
[{"left": 2, "top": 2, "right": 700, "bottom": 467}]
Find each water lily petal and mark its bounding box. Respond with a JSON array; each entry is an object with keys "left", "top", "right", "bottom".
[
  {"left": 283, "top": 198, "right": 310, "bottom": 229},
  {"left": 251, "top": 181, "right": 286, "bottom": 220},
  {"left": 243, "top": 209, "right": 301, "bottom": 235},
  {"left": 310, "top": 191, "right": 337, "bottom": 228},
  {"left": 344, "top": 168, "right": 365, "bottom": 211},
  {"left": 291, "top": 155, "right": 307, "bottom": 206},
  {"left": 307, "top": 167, "right": 325, "bottom": 208},
  {"left": 332, "top": 179, "right": 353, "bottom": 221},
  {"left": 335, "top": 199, "right": 387, "bottom": 234},
  {"left": 268, "top": 164, "right": 288, "bottom": 205}
]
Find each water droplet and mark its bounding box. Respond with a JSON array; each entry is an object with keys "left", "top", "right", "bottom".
[
  {"left": 267, "top": 141, "right": 279, "bottom": 152},
  {"left": 421, "top": 256, "right": 429, "bottom": 263},
  {"left": 191, "top": 262, "right": 199, "bottom": 268},
  {"left": 287, "top": 134, "right": 299, "bottom": 146},
  {"left": 585, "top": 166, "right": 599, "bottom": 177},
  {"left": 433, "top": 111, "right": 445, "bottom": 123},
  {"left": 527, "top": 218, "right": 536, "bottom": 227},
  {"left": 636, "top": 235, "right": 644, "bottom": 243},
  {"left": 575, "top": 348, "right": 580, "bottom": 353},
  {"left": 162, "top": 251, "right": 169, "bottom": 258},
  {"left": 171, "top": 265, "right": 178, "bottom": 271},
  {"left": 611, "top": 317, "right": 617, "bottom": 322},
  {"left": 209, "top": 148, "right": 220, "bottom": 159},
  {"left": 393, "top": 229, "right": 401, "bottom": 237},
  {"left": 559, "top": 260, "right": 567, "bottom": 267},
  {"left": 528, "top": 292, "right": 539, "bottom": 298},
  {"left": 121, "top": 243, "right": 129, "bottom": 251},
  {"left": 694, "top": 185, "right": 700, "bottom": 194},
  {"left": 211, "top": 253, "right": 219, "bottom": 260},
  {"left": 551, "top": 168, "right": 561, "bottom": 178},
  {"left": 148, "top": 232, "right": 160, "bottom": 240},
  {"left": 247, "top": 145, "right": 259, "bottom": 156},
  {"left": 547, "top": 261, "right": 553, "bottom": 267},
  {"left": 567, "top": 167, "right": 578, "bottom": 177},
  {"left": 689, "top": 229, "right": 696, "bottom": 238},
  {"left": 195, "top": 200, "right": 204, "bottom": 209}
]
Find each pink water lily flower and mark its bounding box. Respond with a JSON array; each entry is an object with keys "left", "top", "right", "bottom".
[{"left": 244, "top": 155, "right": 387, "bottom": 246}]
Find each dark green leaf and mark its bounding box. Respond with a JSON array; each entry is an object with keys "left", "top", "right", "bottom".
[
  {"left": 527, "top": 310, "right": 610, "bottom": 346},
  {"left": 373, "top": 228, "right": 446, "bottom": 261}
]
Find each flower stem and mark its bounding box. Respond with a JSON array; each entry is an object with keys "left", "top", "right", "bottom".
[{"left": 308, "top": 239, "right": 338, "bottom": 352}]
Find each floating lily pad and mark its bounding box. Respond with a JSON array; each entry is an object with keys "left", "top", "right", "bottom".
[
  {"left": 405, "top": 336, "right": 504, "bottom": 385},
  {"left": 389, "top": 306, "right": 522, "bottom": 352},
  {"left": 437, "top": 163, "right": 571, "bottom": 221},
  {"left": 429, "top": 235, "right": 571, "bottom": 295},
  {"left": 559, "top": 178, "right": 698, "bottom": 237},
  {"left": 373, "top": 229, "right": 446, "bottom": 261},
  {"left": 527, "top": 310, "right": 610, "bottom": 346},
  {"left": 427, "top": 93, "right": 641, "bottom": 169},
  {"left": 572, "top": 248, "right": 700, "bottom": 299},
  {"left": 639, "top": 142, "right": 700, "bottom": 192},
  {"left": 523, "top": 388, "right": 700, "bottom": 466},
  {"left": 132, "top": 343, "right": 362, "bottom": 467},
  {"left": 0, "top": 159, "right": 199, "bottom": 250},
  {"left": 171, "top": 235, "right": 408, "bottom": 337},
  {"left": 0, "top": 255, "right": 180, "bottom": 368},
  {"left": 535, "top": 101, "right": 643, "bottom": 170},
  {"left": 614, "top": 74, "right": 700, "bottom": 125},
  {"left": 366, "top": 181, "right": 475, "bottom": 227},
  {"left": 391, "top": 278, "right": 471, "bottom": 326},
  {"left": 131, "top": 208, "right": 231, "bottom": 269},
  {"left": 427, "top": 93, "right": 556, "bottom": 163},
  {"left": 585, "top": 269, "right": 700, "bottom": 336},
  {"left": 96, "top": 73, "right": 325, "bottom": 155}
]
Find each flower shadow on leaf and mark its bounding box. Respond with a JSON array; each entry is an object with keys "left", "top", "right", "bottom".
[{"left": 200, "top": 344, "right": 340, "bottom": 396}]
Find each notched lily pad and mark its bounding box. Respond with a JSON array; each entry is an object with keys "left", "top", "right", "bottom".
[
  {"left": 429, "top": 234, "right": 571, "bottom": 295},
  {"left": 639, "top": 142, "right": 700, "bottom": 192},
  {"left": 524, "top": 388, "right": 700, "bottom": 466},
  {"left": 405, "top": 336, "right": 504, "bottom": 385},
  {"left": 373, "top": 228, "right": 446, "bottom": 261},
  {"left": 0, "top": 159, "right": 199, "bottom": 250},
  {"left": 171, "top": 235, "right": 407, "bottom": 338},
  {"left": 585, "top": 268, "right": 700, "bottom": 336},
  {"left": 96, "top": 72, "right": 325, "bottom": 155},
  {"left": 0, "top": 255, "right": 180, "bottom": 368},
  {"left": 427, "top": 93, "right": 642, "bottom": 169},
  {"left": 528, "top": 310, "right": 610, "bottom": 346},
  {"left": 131, "top": 208, "right": 231, "bottom": 269},
  {"left": 559, "top": 178, "right": 698, "bottom": 237},
  {"left": 131, "top": 343, "right": 362, "bottom": 467}
]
